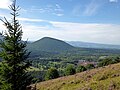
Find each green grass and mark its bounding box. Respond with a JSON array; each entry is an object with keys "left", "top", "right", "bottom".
[
  {"left": 27, "top": 66, "right": 40, "bottom": 71},
  {"left": 35, "top": 63, "right": 120, "bottom": 90}
]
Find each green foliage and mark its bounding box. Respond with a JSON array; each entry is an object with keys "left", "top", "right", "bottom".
[
  {"left": 98, "top": 57, "right": 120, "bottom": 67},
  {"left": 0, "top": 1, "right": 32, "bottom": 89},
  {"left": 65, "top": 64, "right": 76, "bottom": 76},
  {"left": 86, "top": 64, "right": 95, "bottom": 70},
  {"left": 76, "top": 65, "right": 87, "bottom": 73},
  {"left": 27, "top": 37, "right": 120, "bottom": 58},
  {"left": 113, "top": 57, "right": 120, "bottom": 63},
  {"left": 45, "top": 68, "right": 59, "bottom": 80},
  {"left": 98, "top": 58, "right": 114, "bottom": 67},
  {"left": 36, "top": 62, "right": 120, "bottom": 90}
]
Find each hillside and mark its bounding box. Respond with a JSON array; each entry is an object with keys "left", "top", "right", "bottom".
[
  {"left": 26, "top": 37, "right": 120, "bottom": 58},
  {"left": 35, "top": 63, "right": 120, "bottom": 90},
  {"left": 27, "top": 37, "right": 74, "bottom": 53},
  {"left": 67, "top": 41, "right": 120, "bottom": 49}
]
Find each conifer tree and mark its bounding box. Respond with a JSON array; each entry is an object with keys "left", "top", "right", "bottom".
[{"left": 0, "top": 0, "right": 32, "bottom": 90}]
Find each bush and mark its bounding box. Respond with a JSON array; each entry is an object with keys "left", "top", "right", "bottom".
[
  {"left": 86, "top": 64, "right": 95, "bottom": 70},
  {"left": 114, "top": 57, "right": 120, "bottom": 63},
  {"left": 45, "top": 68, "right": 59, "bottom": 80},
  {"left": 65, "top": 64, "right": 76, "bottom": 76},
  {"left": 76, "top": 65, "right": 87, "bottom": 73},
  {"left": 98, "top": 58, "right": 114, "bottom": 67}
]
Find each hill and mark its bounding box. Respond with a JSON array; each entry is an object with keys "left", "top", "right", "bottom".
[
  {"left": 35, "top": 63, "right": 120, "bottom": 90},
  {"left": 27, "top": 37, "right": 74, "bottom": 57},
  {"left": 26, "top": 37, "right": 120, "bottom": 58},
  {"left": 67, "top": 41, "right": 120, "bottom": 49},
  {"left": 27, "top": 37, "right": 74, "bottom": 52}
]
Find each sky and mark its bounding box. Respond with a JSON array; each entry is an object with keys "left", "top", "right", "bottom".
[{"left": 0, "top": 0, "right": 120, "bottom": 45}]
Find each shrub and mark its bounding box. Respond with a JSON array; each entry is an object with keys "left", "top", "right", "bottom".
[
  {"left": 86, "top": 64, "right": 95, "bottom": 70},
  {"left": 76, "top": 65, "right": 87, "bottom": 73},
  {"left": 98, "top": 58, "right": 114, "bottom": 67},
  {"left": 45, "top": 68, "right": 59, "bottom": 80},
  {"left": 65, "top": 64, "right": 76, "bottom": 76}
]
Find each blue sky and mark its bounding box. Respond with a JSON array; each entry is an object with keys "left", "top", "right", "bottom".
[{"left": 0, "top": 0, "right": 120, "bottom": 45}]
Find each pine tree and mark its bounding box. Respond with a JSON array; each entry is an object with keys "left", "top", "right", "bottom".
[{"left": 0, "top": 0, "right": 32, "bottom": 90}]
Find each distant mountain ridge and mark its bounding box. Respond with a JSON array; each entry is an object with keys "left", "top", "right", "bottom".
[{"left": 67, "top": 41, "right": 120, "bottom": 49}]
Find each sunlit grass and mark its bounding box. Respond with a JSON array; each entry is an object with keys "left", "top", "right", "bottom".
[
  {"left": 27, "top": 66, "right": 40, "bottom": 71},
  {"left": 36, "top": 63, "right": 120, "bottom": 90}
]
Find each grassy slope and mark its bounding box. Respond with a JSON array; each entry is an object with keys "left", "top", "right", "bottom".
[{"left": 36, "top": 63, "right": 120, "bottom": 90}]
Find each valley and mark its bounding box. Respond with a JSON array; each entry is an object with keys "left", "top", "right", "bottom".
[
  {"left": 0, "top": 0, "right": 120, "bottom": 89},
  {"left": 26, "top": 37, "right": 120, "bottom": 83}
]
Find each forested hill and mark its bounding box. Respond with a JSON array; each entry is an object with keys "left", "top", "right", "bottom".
[
  {"left": 27, "top": 37, "right": 74, "bottom": 53},
  {"left": 26, "top": 37, "right": 120, "bottom": 58}
]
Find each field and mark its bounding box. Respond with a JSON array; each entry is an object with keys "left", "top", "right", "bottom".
[{"left": 35, "top": 63, "right": 120, "bottom": 90}]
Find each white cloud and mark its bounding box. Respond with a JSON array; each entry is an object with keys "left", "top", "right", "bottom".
[
  {"left": 53, "top": 13, "right": 64, "bottom": 16},
  {"left": 55, "top": 4, "right": 61, "bottom": 9},
  {"left": 29, "top": 4, "right": 64, "bottom": 16},
  {"left": 16, "top": 18, "right": 120, "bottom": 45},
  {"left": 0, "top": 13, "right": 5, "bottom": 17},
  {"left": 109, "top": 0, "right": 118, "bottom": 3},
  {"left": 0, "top": 17, "right": 120, "bottom": 45},
  {"left": 18, "top": 17, "right": 46, "bottom": 22},
  {"left": 0, "top": 0, "right": 12, "bottom": 9},
  {"left": 83, "top": 0, "right": 101, "bottom": 16}
]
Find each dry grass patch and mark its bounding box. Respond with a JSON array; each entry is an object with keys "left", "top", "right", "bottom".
[{"left": 36, "top": 63, "right": 120, "bottom": 90}]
